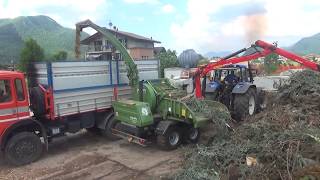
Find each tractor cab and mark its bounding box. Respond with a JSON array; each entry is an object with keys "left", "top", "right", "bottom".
[
  {"left": 206, "top": 65, "right": 253, "bottom": 94},
  {"left": 204, "top": 64, "right": 257, "bottom": 116}
]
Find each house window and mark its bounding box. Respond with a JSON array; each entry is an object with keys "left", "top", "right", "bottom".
[
  {"left": 105, "top": 40, "right": 112, "bottom": 49},
  {"left": 94, "top": 41, "right": 103, "bottom": 51},
  {"left": 141, "top": 56, "right": 148, "bottom": 60}
]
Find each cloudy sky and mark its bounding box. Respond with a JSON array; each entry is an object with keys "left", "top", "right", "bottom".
[{"left": 1, "top": 0, "right": 320, "bottom": 54}]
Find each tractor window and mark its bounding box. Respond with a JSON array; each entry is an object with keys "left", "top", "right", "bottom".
[
  {"left": 15, "top": 79, "right": 25, "bottom": 101},
  {"left": 0, "top": 80, "right": 12, "bottom": 103}
]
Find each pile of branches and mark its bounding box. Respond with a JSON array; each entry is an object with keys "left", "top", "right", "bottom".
[
  {"left": 182, "top": 97, "right": 231, "bottom": 138},
  {"left": 175, "top": 70, "right": 320, "bottom": 179}
]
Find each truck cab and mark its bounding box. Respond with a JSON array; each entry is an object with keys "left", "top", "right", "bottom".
[
  {"left": 0, "top": 71, "right": 49, "bottom": 166},
  {"left": 0, "top": 71, "right": 31, "bottom": 135}
]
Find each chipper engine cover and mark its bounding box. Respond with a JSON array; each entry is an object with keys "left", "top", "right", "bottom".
[{"left": 113, "top": 100, "right": 153, "bottom": 127}]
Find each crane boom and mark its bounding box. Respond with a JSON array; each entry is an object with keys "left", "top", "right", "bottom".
[
  {"left": 75, "top": 19, "right": 139, "bottom": 87},
  {"left": 195, "top": 40, "right": 320, "bottom": 98}
]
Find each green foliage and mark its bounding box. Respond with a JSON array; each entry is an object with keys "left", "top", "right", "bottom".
[
  {"left": 252, "top": 58, "right": 262, "bottom": 64},
  {"left": 52, "top": 51, "right": 68, "bottom": 61},
  {"left": 0, "top": 24, "right": 24, "bottom": 64},
  {"left": 19, "top": 38, "right": 44, "bottom": 72},
  {"left": 197, "top": 59, "right": 209, "bottom": 66},
  {"left": 0, "top": 15, "right": 89, "bottom": 64},
  {"left": 156, "top": 49, "right": 179, "bottom": 77},
  {"left": 264, "top": 53, "right": 279, "bottom": 74},
  {"left": 177, "top": 71, "right": 320, "bottom": 179}
]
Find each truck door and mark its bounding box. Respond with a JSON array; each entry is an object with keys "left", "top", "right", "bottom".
[
  {"left": 14, "top": 78, "right": 30, "bottom": 120},
  {"left": 0, "top": 79, "right": 17, "bottom": 122}
]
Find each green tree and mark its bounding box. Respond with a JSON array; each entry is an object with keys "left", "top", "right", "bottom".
[
  {"left": 197, "top": 59, "right": 210, "bottom": 66},
  {"left": 156, "top": 49, "right": 179, "bottom": 77},
  {"left": 19, "top": 38, "right": 44, "bottom": 72},
  {"left": 264, "top": 53, "right": 279, "bottom": 74},
  {"left": 52, "top": 51, "right": 68, "bottom": 61}
]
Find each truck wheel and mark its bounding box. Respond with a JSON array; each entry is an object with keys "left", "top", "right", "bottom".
[
  {"left": 4, "top": 132, "right": 43, "bottom": 166},
  {"left": 101, "top": 115, "right": 120, "bottom": 141},
  {"left": 233, "top": 88, "right": 257, "bottom": 121},
  {"left": 157, "top": 126, "right": 182, "bottom": 150},
  {"left": 184, "top": 127, "right": 200, "bottom": 144}
]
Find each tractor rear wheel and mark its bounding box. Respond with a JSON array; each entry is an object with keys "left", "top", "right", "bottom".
[
  {"left": 4, "top": 132, "right": 43, "bottom": 166},
  {"left": 157, "top": 126, "right": 182, "bottom": 150},
  {"left": 233, "top": 88, "right": 257, "bottom": 121}
]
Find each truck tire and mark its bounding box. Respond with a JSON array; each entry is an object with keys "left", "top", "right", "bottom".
[
  {"left": 4, "top": 132, "right": 43, "bottom": 166},
  {"left": 233, "top": 88, "right": 257, "bottom": 121},
  {"left": 184, "top": 127, "right": 200, "bottom": 144},
  {"left": 157, "top": 126, "right": 182, "bottom": 150},
  {"left": 101, "top": 115, "right": 120, "bottom": 141},
  {"left": 30, "top": 87, "right": 46, "bottom": 116}
]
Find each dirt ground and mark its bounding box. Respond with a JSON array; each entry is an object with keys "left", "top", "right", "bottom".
[{"left": 0, "top": 130, "right": 185, "bottom": 180}]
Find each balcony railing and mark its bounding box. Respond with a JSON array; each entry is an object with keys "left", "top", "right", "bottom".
[
  {"left": 88, "top": 45, "right": 112, "bottom": 52},
  {"left": 88, "top": 42, "right": 127, "bottom": 52}
]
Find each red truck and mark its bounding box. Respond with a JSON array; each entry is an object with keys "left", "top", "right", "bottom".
[{"left": 0, "top": 59, "right": 159, "bottom": 166}]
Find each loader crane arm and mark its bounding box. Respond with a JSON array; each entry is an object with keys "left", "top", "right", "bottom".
[
  {"left": 75, "top": 19, "right": 139, "bottom": 87},
  {"left": 195, "top": 40, "right": 320, "bottom": 98}
]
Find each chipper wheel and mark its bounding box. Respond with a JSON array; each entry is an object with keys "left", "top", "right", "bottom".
[
  {"left": 157, "top": 126, "right": 182, "bottom": 150},
  {"left": 4, "top": 132, "right": 43, "bottom": 166},
  {"left": 184, "top": 127, "right": 200, "bottom": 144},
  {"left": 233, "top": 88, "right": 257, "bottom": 121},
  {"left": 101, "top": 115, "right": 120, "bottom": 141}
]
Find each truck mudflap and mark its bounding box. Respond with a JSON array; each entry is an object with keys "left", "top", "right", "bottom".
[{"left": 111, "top": 128, "right": 150, "bottom": 147}]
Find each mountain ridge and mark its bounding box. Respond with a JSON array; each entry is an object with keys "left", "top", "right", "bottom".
[
  {"left": 0, "top": 15, "right": 88, "bottom": 64},
  {"left": 289, "top": 33, "right": 320, "bottom": 55}
]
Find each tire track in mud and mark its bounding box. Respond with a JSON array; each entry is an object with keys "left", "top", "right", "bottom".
[
  {"left": 0, "top": 132, "right": 183, "bottom": 180},
  {"left": 37, "top": 152, "right": 168, "bottom": 180}
]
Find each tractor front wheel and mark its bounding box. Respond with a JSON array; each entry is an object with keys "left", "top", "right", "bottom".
[{"left": 157, "top": 126, "right": 182, "bottom": 150}]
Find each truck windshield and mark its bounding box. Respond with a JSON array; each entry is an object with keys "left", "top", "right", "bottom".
[{"left": 0, "top": 80, "right": 12, "bottom": 103}]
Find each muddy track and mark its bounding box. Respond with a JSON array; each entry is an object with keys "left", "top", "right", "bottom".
[{"left": 0, "top": 131, "right": 183, "bottom": 180}]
